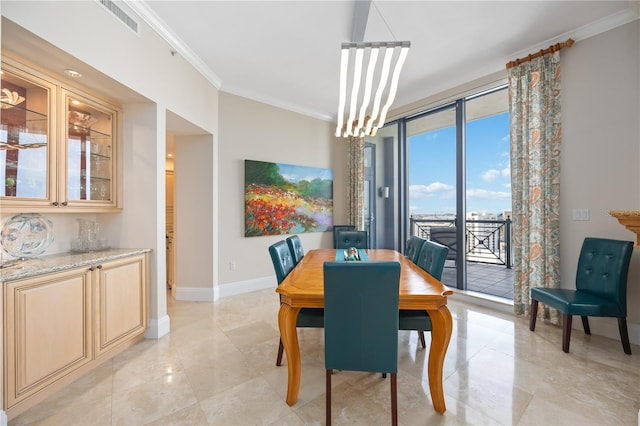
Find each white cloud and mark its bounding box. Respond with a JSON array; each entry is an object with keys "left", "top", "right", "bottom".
[
  {"left": 409, "top": 182, "right": 455, "bottom": 198},
  {"left": 481, "top": 169, "right": 500, "bottom": 182},
  {"left": 466, "top": 188, "right": 512, "bottom": 200}
]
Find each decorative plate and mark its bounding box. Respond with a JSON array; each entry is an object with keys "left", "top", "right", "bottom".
[{"left": 1, "top": 213, "right": 54, "bottom": 258}]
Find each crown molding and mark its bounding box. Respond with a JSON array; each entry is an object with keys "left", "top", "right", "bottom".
[
  {"left": 508, "top": 4, "right": 640, "bottom": 62},
  {"left": 123, "top": 0, "right": 222, "bottom": 89}
]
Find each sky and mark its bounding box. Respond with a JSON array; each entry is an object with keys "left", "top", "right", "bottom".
[{"left": 409, "top": 112, "right": 511, "bottom": 216}]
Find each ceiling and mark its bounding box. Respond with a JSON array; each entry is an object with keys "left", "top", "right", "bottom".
[{"left": 129, "top": 0, "right": 639, "bottom": 124}]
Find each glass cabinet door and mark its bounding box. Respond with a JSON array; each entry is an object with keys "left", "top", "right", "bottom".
[
  {"left": 63, "top": 90, "right": 115, "bottom": 206},
  {"left": 0, "top": 66, "right": 54, "bottom": 203}
]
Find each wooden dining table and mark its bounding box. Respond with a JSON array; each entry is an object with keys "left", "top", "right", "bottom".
[{"left": 276, "top": 248, "right": 454, "bottom": 414}]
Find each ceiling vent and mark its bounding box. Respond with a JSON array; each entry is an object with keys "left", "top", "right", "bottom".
[{"left": 97, "top": 0, "right": 139, "bottom": 35}]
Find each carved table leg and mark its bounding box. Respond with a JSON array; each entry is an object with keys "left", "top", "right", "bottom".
[
  {"left": 278, "top": 303, "right": 301, "bottom": 406},
  {"left": 426, "top": 305, "right": 453, "bottom": 414}
]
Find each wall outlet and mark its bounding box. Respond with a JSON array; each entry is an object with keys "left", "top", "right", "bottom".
[
  {"left": 229, "top": 261, "right": 236, "bottom": 271},
  {"left": 573, "top": 209, "right": 590, "bottom": 221}
]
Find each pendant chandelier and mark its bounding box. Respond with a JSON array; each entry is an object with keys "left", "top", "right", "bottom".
[{"left": 335, "top": 40, "right": 410, "bottom": 138}]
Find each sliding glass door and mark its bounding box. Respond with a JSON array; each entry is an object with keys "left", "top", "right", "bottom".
[{"left": 402, "top": 86, "right": 511, "bottom": 296}]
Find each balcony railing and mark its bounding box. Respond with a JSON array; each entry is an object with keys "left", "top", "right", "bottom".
[{"left": 410, "top": 216, "right": 512, "bottom": 268}]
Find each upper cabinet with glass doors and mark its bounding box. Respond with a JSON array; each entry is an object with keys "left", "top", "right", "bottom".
[
  {"left": 62, "top": 89, "right": 117, "bottom": 208},
  {"left": 1, "top": 57, "right": 120, "bottom": 212},
  {"left": 0, "top": 62, "right": 56, "bottom": 208}
]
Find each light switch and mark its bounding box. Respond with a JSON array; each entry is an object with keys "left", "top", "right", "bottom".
[{"left": 573, "top": 209, "right": 590, "bottom": 221}]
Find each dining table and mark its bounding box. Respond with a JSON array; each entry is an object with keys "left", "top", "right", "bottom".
[{"left": 276, "top": 248, "right": 454, "bottom": 414}]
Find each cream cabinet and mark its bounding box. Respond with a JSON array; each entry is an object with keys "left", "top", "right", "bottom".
[
  {"left": 2, "top": 253, "right": 148, "bottom": 419},
  {"left": 0, "top": 56, "right": 120, "bottom": 212},
  {"left": 4, "top": 267, "right": 93, "bottom": 410},
  {"left": 93, "top": 255, "right": 147, "bottom": 358}
]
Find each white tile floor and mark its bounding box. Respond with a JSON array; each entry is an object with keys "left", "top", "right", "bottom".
[{"left": 9, "top": 289, "right": 640, "bottom": 425}]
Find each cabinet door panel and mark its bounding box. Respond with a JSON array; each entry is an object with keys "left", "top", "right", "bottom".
[
  {"left": 0, "top": 61, "right": 57, "bottom": 209},
  {"left": 95, "top": 255, "right": 147, "bottom": 356},
  {"left": 5, "top": 268, "right": 92, "bottom": 407}
]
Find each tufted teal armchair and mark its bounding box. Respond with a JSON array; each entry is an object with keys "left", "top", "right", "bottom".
[{"left": 530, "top": 237, "right": 634, "bottom": 354}]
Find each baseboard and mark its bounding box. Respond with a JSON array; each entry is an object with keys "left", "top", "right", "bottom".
[
  {"left": 218, "top": 276, "right": 275, "bottom": 298},
  {"left": 173, "top": 277, "right": 274, "bottom": 302},
  {"left": 1, "top": 410, "right": 6, "bottom": 426},
  {"left": 145, "top": 314, "right": 171, "bottom": 339},
  {"left": 175, "top": 286, "right": 215, "bottom": 302}
]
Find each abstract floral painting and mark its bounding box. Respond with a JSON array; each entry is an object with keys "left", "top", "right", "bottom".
[{"left": 244, "top": 159, "right": 333, "bottom": 237}]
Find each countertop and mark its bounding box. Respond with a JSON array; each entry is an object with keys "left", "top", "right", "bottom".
[{"left": 0, "top": 248, "right": 152, "bottom": 283}]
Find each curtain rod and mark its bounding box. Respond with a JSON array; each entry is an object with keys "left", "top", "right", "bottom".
[{"left": 506, "top": 38, "right": 575, "bottom": 69}]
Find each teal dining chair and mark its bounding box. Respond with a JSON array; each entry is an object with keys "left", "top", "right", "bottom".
[
  {"left": 399, "top": 240, "right": 449, "bottom": 349},
  {"left": 530, "top": 237, "right": 634, "bottom": 354},
  {"left": 332, "top": 225, "right": 355, "bottom": 248},
  {"left": 323, "top": 261, "right": 401, "bottom": 426},
  {"left": 335, "top": 230, "right": 368, "bottom": 249},
  {"left": 405, "top": 235, "right": 426, "bottom": 263},
  {"left": 268, "top": 240, "right": 324, "bottom": 366},
  {"left": 285, "top": 234, "right": 304, "bottom": 265}
]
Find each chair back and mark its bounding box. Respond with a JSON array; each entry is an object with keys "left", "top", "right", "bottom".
[
  {"left": 335, "top": 230, "right": 369, "bottom": 249},
  {"left": 323, "top": 261, "right": 400, "bottom": 373},
  {"left": 332, "top": 225, "right": 356, "bottom": 248},
  {"left": 415, "top": 240, "right": 449, "bottom": 280},
  {"left": 268, "top": 240, "right": 295, "bottom": 284},
  {"left": 576, "top": 237, "right": 634, "bottom": 314},
  {"left": 405, "top": 236, "right": 426, "bottom": 263},
  {"left": 286, "top": 235, "right": 304, "bottom": 265},
  {"left": 430, "top": 226, "right": 457, "bottom": 261}
]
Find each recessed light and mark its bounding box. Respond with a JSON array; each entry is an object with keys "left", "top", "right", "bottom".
[
  {"left": 167, "top": 154, "right": 173, "bottom": 158},
  {"left": 64, "top": 69, "right": 82, "bottom": 78},
  {"left": 71, "top": 100, "right": 81, "bottom": 105}
]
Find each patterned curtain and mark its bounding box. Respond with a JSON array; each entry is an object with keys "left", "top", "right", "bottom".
[
  {"left": 508, "top": 51, "right": 562, "bottom": 323},
  {"left": 346, "top": 136, "right": 365, "bottom": 230}
]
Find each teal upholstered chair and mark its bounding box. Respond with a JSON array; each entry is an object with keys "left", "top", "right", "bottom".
[
  {"left": 332, "top": 225, "right": 355, "bottom": 248},
  {"left": 399, "top": 240, "right": 449, "bottom": 349},
  {"left": 335, "top": 230, "right": 368, "bottom": 249},
  {"left": 530, "top": 237, "right": 634, "bottom": 354},
  {"left": 268, "top": 240, "right": 324, "bottom": 366},
  {"left": 405, "top": 235, "right": 426, "bottom": 263},
  {"left": 286, "top": 235, "right": 304, "bottom": 265},
  {"left": 323, "top": 261, "right": 401, "bottom": 426}
]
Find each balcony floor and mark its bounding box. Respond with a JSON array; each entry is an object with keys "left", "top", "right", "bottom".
[{"left": 440, "top": 261, "right": 514, "bottom": 300}]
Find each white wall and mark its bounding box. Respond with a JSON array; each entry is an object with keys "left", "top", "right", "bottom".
[
  {"left": 216, "top": 92, "right": 346, "bottom": 295},
  {"left": 560, "top": 20, "right": 640, "bottom": 341},
  {"left": 2, "top": 1, "right": 219, "bottom": 339}
]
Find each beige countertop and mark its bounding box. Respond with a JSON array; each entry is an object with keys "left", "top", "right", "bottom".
[{"left": 0, "top": 248, "right": 152, "bottom": 283}]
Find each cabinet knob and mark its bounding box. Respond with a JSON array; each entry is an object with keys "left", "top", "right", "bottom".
[
  {"left": 52, "top": 201, "right": 59, "bottom": 206},
  {"left": 97, "top": 265, "right": 103, "bottom": 269},
  {"left": 89, "top": 266, "right": 95, "bottom": 271},
  {"left": 61, "top": 201, "right": 68, "bottom": 206}
]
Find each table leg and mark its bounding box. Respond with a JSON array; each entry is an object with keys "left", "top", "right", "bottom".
[
  {"left": 278, "top": 303, "right": 301, "bottom": 406},
  {"left": 426, "top": 305, "right": 453, "bottom": 414}
]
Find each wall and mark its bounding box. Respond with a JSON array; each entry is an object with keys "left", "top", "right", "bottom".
[
  {"left": 2, "top": 1, "right": 219, "bottom": 340},
  {"left": 560, "top": 20, "right": 640, "bottom": 341},
  {"left": 216, "top": 92, "right": 346, "bottom": 296}
]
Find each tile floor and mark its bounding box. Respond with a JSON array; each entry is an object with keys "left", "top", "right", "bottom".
[{"left": 10, "top": 289, "right": 640, "bottom": 426}]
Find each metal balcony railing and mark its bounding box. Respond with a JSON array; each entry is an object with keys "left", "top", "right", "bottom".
[{"left": 409, "top": 216, "right": 512, "bottom": 268}]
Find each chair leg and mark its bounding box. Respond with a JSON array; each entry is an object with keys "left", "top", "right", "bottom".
[
  {"left": 562, "top": 314, "right": 572, "bottom": 353},
  {"left": 390, "top": 373, "right": 398, "bottom": 426},
  {"left": 276, "top": 338, "right": 284, "bottom": 366},
  {"left": 418, "top": 331, "right": 426, "bottom": 349},
  {"left": 529, "top": 299, "right": 539, "bottom": 331},
  {"left": 326, "top": 369, "right": 332, "bottom": 426},
  {"left": 618, "top": 317, "right": 632, "bottom": 355},
  {"left": 581, "top": 316, "right": 591, "bottom": 335}
]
